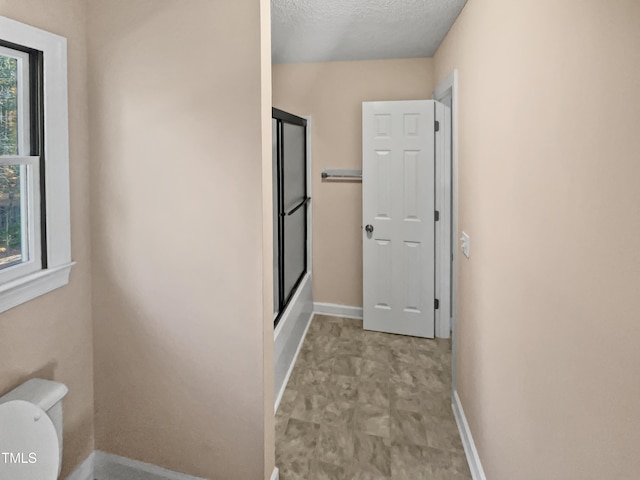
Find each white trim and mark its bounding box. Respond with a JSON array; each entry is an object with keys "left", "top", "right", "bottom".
[
  {"left": 274, "top": 308, "right": 313, "bottom": 412},
  {"left": 93, "top": 451, "right": 207, "bottom": 480},
  {"left": 0, "top": 262, "right": 73, "bottom": 313},
  {"left": 313, "top": 302, "right": 363, "bottom": 319},
  {"left": 433, "top": 69, "right": 459, "bottom": 389},
  {"left": 0, "top": 156, "right": 43, "bottom": 284},
  {"left": 0, "top": 16, "right": 74, "bottom": 313},
  {"left": 433, "top": 102, "right": 452, "bottom": 339},
  {"left": 65, "top": 451, "right": 95, "bottom": 480},
  {"left": 452, "top": 390, "right": 486, "bottom": 480},
  {"left": 69, "top": 450, "right": 280, "bottom": 480},
  {"left": 0, "top": 45, "right": 31, "bottom": 155},
  {"left": 433, "top": 70, "right": 457, "bottom": 106}
]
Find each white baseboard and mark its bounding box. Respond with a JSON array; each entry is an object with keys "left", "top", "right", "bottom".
[
  {"left": 313, "top": 302, "right": 363, "bottom": 319},
  {"left": 65, "top": 451, "right": 95, "bottom": 480},
  {"left": 95, "top": 451, "right": 208, "bottom": 480},
  {"left": 66, "top": 450, "right": 207, "bottom": 480},
  {"left": 68, "top": 451, "right": 278, "bottom": 480},
  {"left": 452, "top": 390, "right": 486, "bottom": 480}
]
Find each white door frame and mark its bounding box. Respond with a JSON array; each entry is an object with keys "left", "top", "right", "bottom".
[
  {"left": 434, "top": 102, "right": 451, "bottom": 339},
  {"left": 433, "top": 70, "right": 459, "bottom": 388}
]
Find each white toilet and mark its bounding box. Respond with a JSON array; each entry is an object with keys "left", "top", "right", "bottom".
[{"left": 0, "top": 379, "right": 69, "bottom": 480}]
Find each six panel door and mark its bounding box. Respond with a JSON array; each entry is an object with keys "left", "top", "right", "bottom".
[{"left": 362, "top": 100, "right": 436, "bottom": 338}]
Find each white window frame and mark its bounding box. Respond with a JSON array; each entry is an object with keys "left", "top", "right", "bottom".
[
  {"left": 0, "top": 45, "right": 42, "bottom": 283},
  {"left": 0, "top": 45, "right": 30, "bottom": 153},
  {"left": 0, "top": 157, "right": 42, "bottom": 283},
  {"left": 0, "top": 16, "right": 74, "bottom": 313}
]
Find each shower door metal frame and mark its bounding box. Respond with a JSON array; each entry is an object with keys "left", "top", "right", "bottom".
[{"left": 273, "top": 108, "right": 309, "bottom": 327}]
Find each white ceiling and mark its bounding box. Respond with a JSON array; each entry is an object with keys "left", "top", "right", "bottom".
[{"left": 271, "top": 0, "right": 468, "bottom": 64}]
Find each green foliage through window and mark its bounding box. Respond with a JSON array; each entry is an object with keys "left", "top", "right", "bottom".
[
  {"left": 0, "top": 54, "right": 22, "bottom": 266},
  {"left": 0, "top": 55, "right": 18, "bottom": 156},
  {"left": 0, "top": 165, "right": 22, "bottom": 265}
]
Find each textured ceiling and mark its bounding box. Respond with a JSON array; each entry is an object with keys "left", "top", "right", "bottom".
[{"left": 271, "top": 0, "right": 468, "bottom": 64}]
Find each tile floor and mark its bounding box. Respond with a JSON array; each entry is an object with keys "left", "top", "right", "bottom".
[{"left": 275, "top": 314, "right": 471, "bottom": 480}]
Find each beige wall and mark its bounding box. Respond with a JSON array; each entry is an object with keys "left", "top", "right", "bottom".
[
  {"left": 273, "top": 59, "right": 435, "bottom": 307},
  {"left": 0, "top": 1, "right": 94, "bottom": 478},
  {"left": 87, "top": 1, "right": 273, "bottom": 478},
  {"left": 434, "top": 0, "right": 640, "bottom": 478}
]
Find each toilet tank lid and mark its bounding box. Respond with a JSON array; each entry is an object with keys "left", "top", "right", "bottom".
[{"left": 0, "top": 379, "right": 69, "bottom": 412}]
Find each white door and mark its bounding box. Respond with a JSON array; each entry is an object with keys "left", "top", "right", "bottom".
[{"left": 362, "top": 100, "right": 438, "bottom": 338}]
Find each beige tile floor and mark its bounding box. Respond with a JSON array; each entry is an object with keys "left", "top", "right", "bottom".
[{"left": 275, "top": 315, "right": 472, "bottom": 480}]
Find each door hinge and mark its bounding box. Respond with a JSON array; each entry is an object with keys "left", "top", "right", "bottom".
[
  {"left": 435, "top": 299, "right": 440, "bottom": 310},
  {"left": 435, "top": 120, "right": 440, "bottom": 132},
  {"left": 435, "top": 210, "right": 440, "bottom": 222}
]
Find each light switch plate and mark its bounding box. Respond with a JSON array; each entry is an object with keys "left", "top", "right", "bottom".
[{"left": 461, "top": 232, "right": 470, "bottom": 258}]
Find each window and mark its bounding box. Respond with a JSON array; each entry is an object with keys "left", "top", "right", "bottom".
[
  {"left": 0, "top": 43, "right": 42, "bottom": 282},
  {"left": 0, "top": 16, "right": 73, "bottom": 313}
]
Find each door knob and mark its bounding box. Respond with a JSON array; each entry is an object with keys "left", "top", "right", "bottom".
[{"left": 365, "top": 224, "right": 374, "bottom": 234}]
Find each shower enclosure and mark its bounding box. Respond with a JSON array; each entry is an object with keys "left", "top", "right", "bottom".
[{"left": 272, "top": 108, "right": 309, "bottom": 326}]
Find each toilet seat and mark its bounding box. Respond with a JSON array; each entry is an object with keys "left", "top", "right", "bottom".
[{"left": 0, "top": 400, "right": 59, "bottom": 480}]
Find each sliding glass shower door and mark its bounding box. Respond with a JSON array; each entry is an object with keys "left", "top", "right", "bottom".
[{"left": 273, "top": 108, "right": 309, "bottom": 326}]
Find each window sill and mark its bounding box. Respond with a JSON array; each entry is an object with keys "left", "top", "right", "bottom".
[{"left": 0, "top": 262, "right": 75, "bottom": 314}]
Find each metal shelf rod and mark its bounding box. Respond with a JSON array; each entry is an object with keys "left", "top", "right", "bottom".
[{"left": 321, "top": 168, "right": 362, "bottom": 180}]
